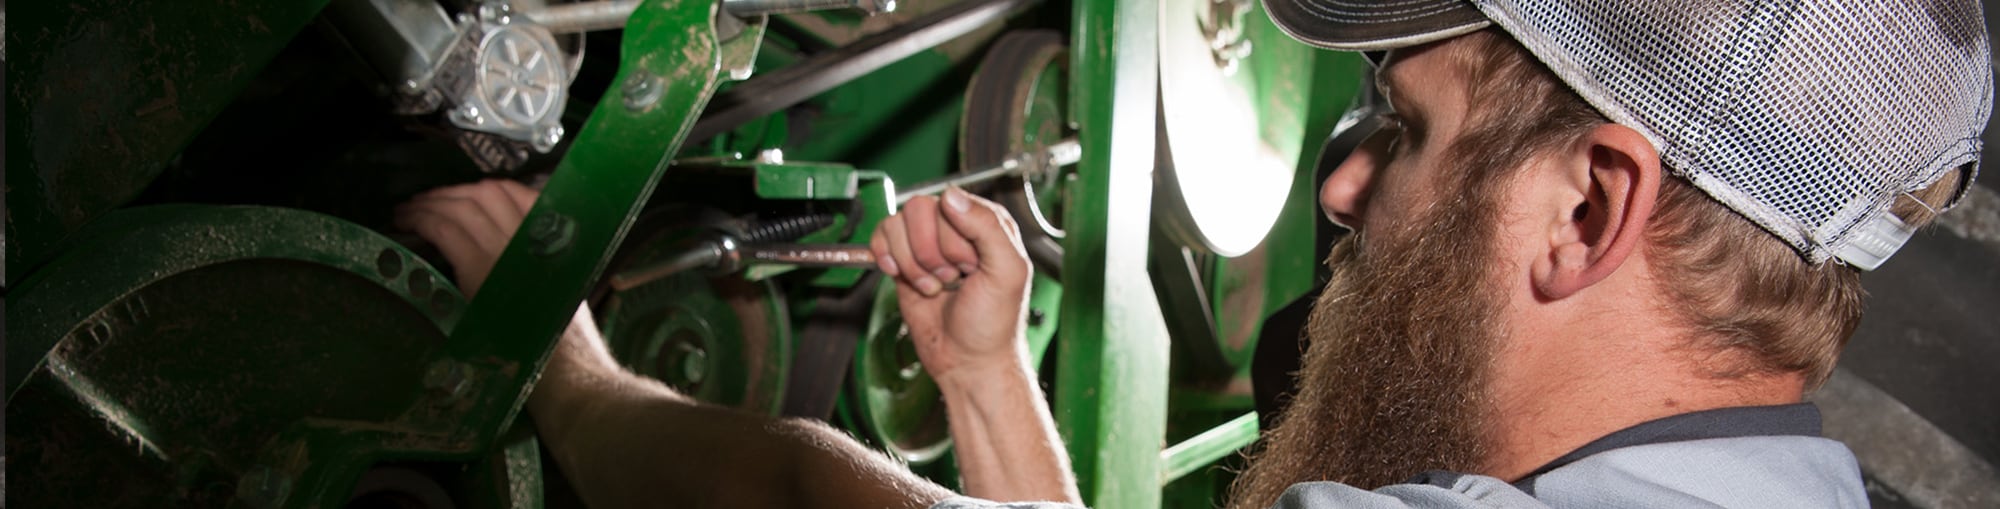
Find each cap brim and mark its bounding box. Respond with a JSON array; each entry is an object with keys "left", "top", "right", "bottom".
[{"left": 1263, "top": 0, "right": 1493, "bottom": 51}]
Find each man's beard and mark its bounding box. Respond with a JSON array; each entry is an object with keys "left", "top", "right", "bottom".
[{"left": 1228, "top": 190, "right": 1505, "bottom": 509}]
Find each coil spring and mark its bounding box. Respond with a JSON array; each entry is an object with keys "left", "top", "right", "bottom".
[{"left": 742, "top": 214, "right": 839, "bottom": 243}]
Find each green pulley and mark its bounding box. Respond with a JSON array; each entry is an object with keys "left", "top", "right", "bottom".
[{"left": 591, "top": 210, "right": 793, "bottom": 414}]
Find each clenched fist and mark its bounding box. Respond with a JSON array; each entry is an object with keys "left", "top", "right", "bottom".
[{"left": 869, "top": 187, "right": 1036, "bottom": 382}]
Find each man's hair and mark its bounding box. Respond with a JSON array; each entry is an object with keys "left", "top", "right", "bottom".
[{"left": 1446, "top": 29, "right": 1965, "bottom": 391}]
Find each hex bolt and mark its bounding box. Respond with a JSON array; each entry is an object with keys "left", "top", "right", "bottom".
[
  {"left": 423, "top": 359, "right": 473, "bottom": 401},
  {"left": 477, "top": 2, "right": 513, "bottom": 23},
  {"left": 527, "top": 213, "right": 577, "bottom": 256},
  {"left": 622, "top": 72, "right": 664, "bottom": 111},
  {"left": 536, "top": 125, "right": 566, "bottom": 151},
  {"left": 451, "top": 104, "right": 485, "bottom": 126},
  {"left": 676, "top": 343, "right": 709, "bottom": 385}
]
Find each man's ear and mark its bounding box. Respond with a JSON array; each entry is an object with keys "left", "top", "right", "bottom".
[{"left": 1533, "top": 124, "right": 1661, "bottom": 300}]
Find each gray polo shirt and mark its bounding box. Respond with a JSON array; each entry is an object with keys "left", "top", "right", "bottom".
[{"left": 935, "top": 404, "right": 1866, "bottom": 508}]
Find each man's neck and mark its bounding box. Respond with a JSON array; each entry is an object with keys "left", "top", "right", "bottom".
[{"left": 1482, "top": 284, "right": 1807, "bottom": 481}]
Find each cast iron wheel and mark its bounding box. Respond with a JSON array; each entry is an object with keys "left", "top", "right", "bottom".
[
  {"left": 5, "top": 205, "right": 540, "bottom": 508},
  {"left": 589, "top": 207, "right": 793, "bottom": 415}
]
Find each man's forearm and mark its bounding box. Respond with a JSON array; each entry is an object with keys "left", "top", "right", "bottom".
[
  {"left": 937, "top": 358, "right": 1082, "bottom": 504},
  {"left": 529, "top": 309, "right": 955, "bottom": 509}
]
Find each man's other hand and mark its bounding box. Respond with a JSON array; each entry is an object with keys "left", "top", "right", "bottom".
[
  {"left": 870, "top": 187, "right": 1035, "bottom": 382},
  {"left": 393, "top": 179, "right": 540, "bottom": 297}
]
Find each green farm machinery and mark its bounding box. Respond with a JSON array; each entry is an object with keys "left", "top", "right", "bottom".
[{"left": 5, "top": 0, "right": 1369, "bottom": 506}]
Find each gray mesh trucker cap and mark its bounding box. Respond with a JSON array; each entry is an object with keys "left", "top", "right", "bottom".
[{"left": 1266, "top": 0, "right": 1992, "bottom": 270}]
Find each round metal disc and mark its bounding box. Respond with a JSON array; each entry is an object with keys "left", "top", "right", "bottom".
[
  {"left": 851, "top": 280, "right": 955, "bottom": 463},
  {"left": 848, "top": 272, "right": 1064, "bottom": 467},
  {"left": 1157, "top": 0, "right": 1296, "bottom": 257},
  {"left": 593, "top": 211, "right": 792, "bottom": 415}
]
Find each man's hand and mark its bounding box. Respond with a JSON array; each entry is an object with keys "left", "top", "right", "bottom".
[
  {"left": 393, "top": 179, "right": 541, "bottom": 297},
  {"left": 869, "top": 187, "right": 1036, "bottom": 382},
  {"left": 871, "top": 187, "right": 1079, "bottom": 504},
  {"left": 394, "top": 179, "right": 624, "bottom": 405}
]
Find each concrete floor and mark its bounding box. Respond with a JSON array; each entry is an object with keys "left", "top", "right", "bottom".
[
  {"left": 1818, "top": 99, "right": 2000, "bottom": 507},
  {"left": 1837, "top": 12, "right": 2000, "bottom": 506}
]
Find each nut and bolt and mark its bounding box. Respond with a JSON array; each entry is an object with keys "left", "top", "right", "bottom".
[
  {"left": 423, "top": 359, "right": 474, "bottom": 401},
  {"left": 622, "top": 72, "right": 665, "bottom": 111},
  {"left": 534, "top": 124, "right": 565, "bottom": 152},
  {"left": 452, "top": 104, "right": 485, "bottom": 126},
  {"left": 477, "top": 2, "right": 514, "bottom": 23},
  {"left": 527, "top": 213, "right": 578, "bottom": 256},
  {"left": 675, "top": 342, "right": 709, "bottom": 384}
]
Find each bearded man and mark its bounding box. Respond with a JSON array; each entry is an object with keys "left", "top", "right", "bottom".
[{"left": 397, "top": 0, "right": 1990, "bottom": 507}]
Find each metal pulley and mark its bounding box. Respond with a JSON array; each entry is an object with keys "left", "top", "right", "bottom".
[
  {"left": 846, "top": 271, "right": 1065, "bottom": 467},
  {"left": 960, "top": 29, "right": 1076, "bottom": 276},
  {"left": 850, "top": 281, "right": 955, "bottom": 463},
  {"left": 1155, "top": 0, "right": 1298, "bottom": 257},
  {"left": 5, "top": 205, "right": 539, "bottom": 508},
  {"left": 591, "top": 209, "right": 795, "bottom": 414}
]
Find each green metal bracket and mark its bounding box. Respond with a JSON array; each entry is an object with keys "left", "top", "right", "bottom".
[
  {"left": 1053, "top": 0, "right": 1172, "bottom": 506},
  {"left": 1158, "top": 412, "right": 1259, "bottom": 486},
  {"left": 754, "top": 160, "right": 871, "bottom": 200},
  {"left": 436, "top": 0, "right": 728, "bottom": 441},
  {"left": 808, "top": 176, "right": 895, "bottom": 288}
]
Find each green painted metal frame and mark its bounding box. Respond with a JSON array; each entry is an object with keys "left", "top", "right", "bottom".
[
  {"left": 436, "top": 0, "right": 726, "bottom": 443},
  {"left": 1053, "top": 0, "right": 1172, "bottom": 506},
  {"left": 1053, "top": 3, "right": 1375, "bottom": 505},
  {"left": 1158, "top": 412, "right": 1259, "bottom": 485}
]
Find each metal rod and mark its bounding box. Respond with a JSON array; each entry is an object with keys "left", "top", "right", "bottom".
[
  {"left": 525, "top": 1, "right": 639, "bottom": 34},
  {"left": 606, "top": 237, "right": 730, "bottom": 291},
  {"left": 896, "top": 138, "right": 1081, "bottom": 203},
  {"left": 1157, "top": 412, "right": 1259, "bottom": 485},
  {"left": 742, "top": 243, "right": 877, "bottom": 267},
  {"left": 610, "top": 136, "right": 1075, "bottom": 291},
  {"left": 609, "top": 237, "right": 878, "bottom": 291},
  {"left": 724, "top": 0, "right": 895, "bottom": 16},
  {"left": 688, "top": 0, "right": 1033, "bottom": 142},
  {"left": 527, "top": 0, "right": 895, "bottom": 33}
]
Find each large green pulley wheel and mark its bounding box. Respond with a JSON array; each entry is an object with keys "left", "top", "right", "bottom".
[
  {"left": 848, "top": 273, "right": 1063, "bottom": 467},
  {"left": 5, "top": 205, "right": 540, "bottom": 509},
  {"left": 851, "top": 281, "right": 955, "bottom": 464},
  {"left": 592, "top": 211, "right": 792, "bottom": 414},
  {"left": 961, "top": 29, "right": 1073, "bottom": 277}
]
